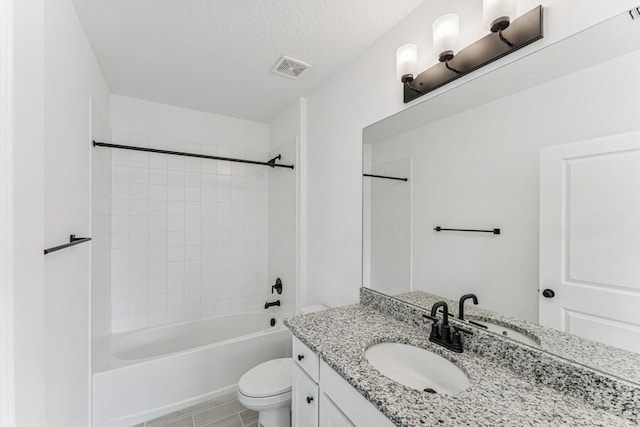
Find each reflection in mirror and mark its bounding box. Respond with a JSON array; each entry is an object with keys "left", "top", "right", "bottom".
[
  {"left": 362, "top": 148, "right": 411, "bottom": 295},
  {"left": 362, "top": 9, "right": 640, "bottom": 384}
]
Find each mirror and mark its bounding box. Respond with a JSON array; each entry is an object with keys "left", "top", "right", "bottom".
[{"left": 362, "top": 9, "right": 640, "bottom": 385}]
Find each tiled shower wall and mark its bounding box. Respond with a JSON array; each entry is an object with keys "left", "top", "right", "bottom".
[{"left": 110, "top": 132, "right": 270, "bottom": 333}]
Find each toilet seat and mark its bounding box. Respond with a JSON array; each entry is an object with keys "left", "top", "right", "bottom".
[{"left": 238, "top": 358, "right": 293, "bottom": 399}]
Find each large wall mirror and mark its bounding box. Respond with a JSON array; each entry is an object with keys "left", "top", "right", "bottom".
[{"left": 362, "top": 9, "right": 640, "bottom": 384}]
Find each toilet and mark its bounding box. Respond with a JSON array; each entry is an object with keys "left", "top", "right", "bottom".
[{"left": 237, "top": 305, "right": 328, "bottom": 427}]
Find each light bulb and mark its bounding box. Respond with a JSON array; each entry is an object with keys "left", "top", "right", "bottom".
[
  {"left": 483, "top": 0, "right": 516, "bottom": 32},
  {"left": 433, "top": 14, "right": 460, "bottom": 62},
  {"left": 396, "top": 44, "right": 418, "bottom": 83}
]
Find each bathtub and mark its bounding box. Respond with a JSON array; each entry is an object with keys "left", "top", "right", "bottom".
[{"left": 93, "top": 311, "right": 291, "bottom": 427}]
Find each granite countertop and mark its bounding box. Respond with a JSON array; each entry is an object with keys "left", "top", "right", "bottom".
[
  {"left": 394, "top": 290, "right": 640, "bottom": 385},
  {"left": 285, "top": 304, "right": 634, "bottom": 427}
]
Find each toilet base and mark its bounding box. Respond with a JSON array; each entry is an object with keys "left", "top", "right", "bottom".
[{"left": 258, "top": 405, "right": 290, "bottom": 427}]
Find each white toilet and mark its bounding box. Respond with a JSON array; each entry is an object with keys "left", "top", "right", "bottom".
[{"left": 237, "top": 305, "right": 328, "bottom": 427}]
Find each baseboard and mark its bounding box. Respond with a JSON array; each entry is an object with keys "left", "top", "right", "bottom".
[{"left": 106, "top": 384, "right": 238, "bottom": 427}]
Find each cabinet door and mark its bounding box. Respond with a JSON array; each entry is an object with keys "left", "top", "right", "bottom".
[
  {"left": 292, "top": 365, "right": 318, "bottom": 427},
  {"left": 320, "top": 393, "right": 355, "bottom": 427}
]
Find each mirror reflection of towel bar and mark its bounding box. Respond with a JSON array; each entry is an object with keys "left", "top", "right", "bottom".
[
  {"left": 434, "top": 226, "right": 500, "bottom": 235},
  {"left": 363, "top": 173, "right": 408, "bottom": 182}
]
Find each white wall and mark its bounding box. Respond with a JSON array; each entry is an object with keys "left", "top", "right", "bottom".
[
  {"left": 91, "top": 100, "right": 112, "bottom": 340},
  {"left": 268, "top": 138, "right": 298, "bottom": 313},
  {"left": 111, "top": 95, "right": 269, "bottom": 152},
  {"left": 0, "top": 2, "right": 13, "bottom": 425},
  {"left": 43, "top": 0, "right": 111, "bottom": 424},
  {"left": 109, "top": 96, "right": 272, "bottom": 332},
  {"left": 268, "top": 98, "right": 305, "bottom": 310},
  {"left": 269, "top": 99, "right": 303, "bottom": 151},
  {"left": 303, "top": 0, "right": 640, "bottom": 308},
  {"left": 9, "top": 0, "right": 46, "bottom": 425}
]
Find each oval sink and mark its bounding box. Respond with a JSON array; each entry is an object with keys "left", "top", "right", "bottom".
[
  {"left": 469, "top": 319, "right": 540, "bottom": 347},
  {"left": 365, "top": 343, "right": 470, "bottom": 395}
]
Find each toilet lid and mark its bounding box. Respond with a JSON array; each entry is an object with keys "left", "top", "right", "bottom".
[{"left": 238, "top": 358, "right": 293, "bottom": 398}]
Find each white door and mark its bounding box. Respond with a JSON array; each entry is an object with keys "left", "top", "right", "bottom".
[
  {"left": 319, "top": 393, "right": 355, "bottom": 427},
  {"left": 540, "top": 131, "right": 640, "bottom": 353}
]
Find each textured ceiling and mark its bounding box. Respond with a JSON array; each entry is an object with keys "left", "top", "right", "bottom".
[{"left": 72, "top": 0, "right": 424, "bottom": 123}]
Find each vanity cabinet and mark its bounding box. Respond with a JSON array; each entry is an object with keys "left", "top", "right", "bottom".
[
  {"left": 292, "top": 336, "right": 320, "bottom": 426},
  {"left": 292, "top": 363, "right": 319, "bottom": 426},
  {"left": 292, "top": 336, "right": 394, "bottom": 427},
  {"left": 319, "top": 394, "right": 354, "bottom": 427}
]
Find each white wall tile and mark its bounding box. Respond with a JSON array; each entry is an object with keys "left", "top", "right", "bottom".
[
  {"left": 110, "top": 133, "right": 274, "bottom": 332},
  {"left": 149, "top": 169, "right": 168, "bottom": 185}
]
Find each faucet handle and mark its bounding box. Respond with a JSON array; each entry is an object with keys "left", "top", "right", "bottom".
[
  {"left": 422, "top": 314, "right": 439, "bottom": 323},
  {"left": 453, "top": 325, "right": 473, "bottom": 335}
]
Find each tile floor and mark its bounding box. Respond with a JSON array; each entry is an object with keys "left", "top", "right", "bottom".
[{"left": 133, "top": 391, "right": 258, "bottom": 427}]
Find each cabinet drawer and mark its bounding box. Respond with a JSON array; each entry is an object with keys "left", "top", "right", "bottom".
[
  {"left": 292, "top": 365, "right": 319, "bottom": 427},
  {"left": 293, "top": 335, "right": 319, "bottom": 382}
]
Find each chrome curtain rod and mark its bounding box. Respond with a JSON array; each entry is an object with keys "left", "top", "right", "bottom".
[
  {"left": 93, "top": 141, "right": 294, "bottom": 170},
  {"left": 363, "top": 173, "right": 408, "bottom": 182}
]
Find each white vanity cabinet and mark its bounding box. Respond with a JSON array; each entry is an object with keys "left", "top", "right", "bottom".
[
  {"left": 292, "top": 336, "right": 320, "bottom": 426},
  {"left": 291, "top": 336, "right": 395, "bottom": 427},
  {"left": 292, "top": 362, "right": 319, "bottom": 426},
  {"left": 319, "top": 394, "right": 354, "bottom": 427}
]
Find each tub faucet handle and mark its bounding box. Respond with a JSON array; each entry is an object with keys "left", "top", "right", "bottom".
[{"left": 272, "top": 278, "right": 283, "bottom": 295}]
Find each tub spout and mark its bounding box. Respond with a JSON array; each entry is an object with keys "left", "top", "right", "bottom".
[{"left": 264, "top": 300, "right": 281, "bottom": 309}]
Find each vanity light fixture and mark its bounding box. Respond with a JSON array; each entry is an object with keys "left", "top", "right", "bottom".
[
  {"left": 433, "top": 13, "right": 460, "bottom": 63},
  {"left": 484, "top": 0, "right": 517, "bottom": 47},
  {"left": 484, "top": 0, "right": 516, "bottom": 33},
  {"left": 396, "top": 43, "right": 418, "bottom": 84},
  {"left": 433, "top": 13, "right": 461, "bottom": 74},
  {"left": 397, "top": 4, "right": 543, "bottom": 103}
]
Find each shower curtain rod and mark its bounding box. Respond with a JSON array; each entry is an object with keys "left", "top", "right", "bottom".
[
  {"left": 93, "top": 141, "right": 294, "bottom": 169},
  {"left": 363, "top": 173, "right": 408, "bottom": 182}
]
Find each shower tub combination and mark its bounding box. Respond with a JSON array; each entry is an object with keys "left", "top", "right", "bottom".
[{"left": 93, "top": 310, "right": 291, "bottom": 427}]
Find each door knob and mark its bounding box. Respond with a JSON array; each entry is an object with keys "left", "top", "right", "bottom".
[
  {"left": 542, "top": 289, "right": 555, "bottom": 298},
  {"left": 306, "top": 396, "right": 314, "bottom": 404}
]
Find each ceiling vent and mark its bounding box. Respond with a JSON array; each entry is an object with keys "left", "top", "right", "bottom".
[{"left": 271, "top": 56, "right": 312, "bottom": 80}]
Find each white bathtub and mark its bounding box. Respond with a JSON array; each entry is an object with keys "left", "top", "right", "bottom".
[{"left": 93, "top": 311, "right": 291, "bottom": 427}]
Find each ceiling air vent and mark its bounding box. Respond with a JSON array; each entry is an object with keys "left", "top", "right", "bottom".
[{"left": 271, "top": 56, "right": 312, "bottom": 80}]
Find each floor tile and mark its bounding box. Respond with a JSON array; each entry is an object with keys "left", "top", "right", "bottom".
[
  {"left": 201, "top": 414, "right": 243, "bottom": 427},
  {"left": 145, "top": 392, "right": 237, "bottom": 427},
  {"left": 238, "top": 409, "right": 258, "bottom": 426},
  {"left": 146, "top": 409, "right": 194, "bottom": 427},
  {"left": 189, "top": 392, "right": 238, "bottom": 415},
  {"left": 161, "top": 416, "right": 195, "bottom": 427},
  {"left": 193, "top": 400, "right": 246, "bottom": 427}
]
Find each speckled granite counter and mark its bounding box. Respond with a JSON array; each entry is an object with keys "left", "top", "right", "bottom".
[
  {"left": 393, "top": 290, "right": 640, "bottom": 385},
  {"left": 285, "top": 304, "right": 636, "bottom": 426}
]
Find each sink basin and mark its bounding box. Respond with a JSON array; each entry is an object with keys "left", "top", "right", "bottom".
[
  {"left": 468, "top": 319, "right": 540, "bottom": 347},
  {"left": 365, "top": 343, "right": 470, "bottom": 395}
]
